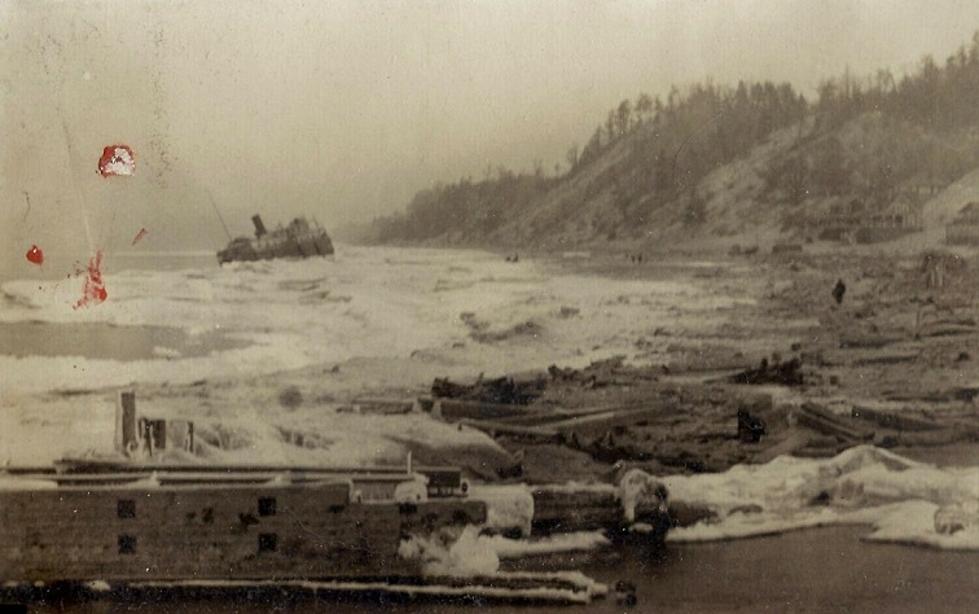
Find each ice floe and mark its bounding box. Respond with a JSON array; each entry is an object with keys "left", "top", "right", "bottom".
[
  {"left": 663, "top": 445, "right": 979, "bottom": 550},
  {"left": 0, "top": 245, "right": 740, "bottom": 394}
]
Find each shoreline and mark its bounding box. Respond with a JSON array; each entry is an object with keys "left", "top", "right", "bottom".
[{"left": 2, "top": 245, "right": 978, "bottom": 556}]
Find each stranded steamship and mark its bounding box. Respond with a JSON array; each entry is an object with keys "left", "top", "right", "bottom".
[{"left": 217, "top": 214, "right": 334, "bottom": 264}]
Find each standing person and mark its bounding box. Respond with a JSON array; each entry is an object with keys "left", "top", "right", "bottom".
[{"left": 832, "top": 279, "right": 846, "bottom": 305}]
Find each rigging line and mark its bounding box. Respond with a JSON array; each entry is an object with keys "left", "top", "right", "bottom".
[
  {"left": 50, "top": 33, "right": 94, "bottom": 255},
  {"left": 207, "top": 190, "right": 233, "bottom": 241},
  {"left": 59, "top": 115, "right": 94, "bottom": 254}
]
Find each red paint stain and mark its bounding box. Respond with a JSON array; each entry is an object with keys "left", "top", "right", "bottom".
[
  {"left": 98, "top": 144, "right": 136, "bottom": 177},
  {"left": 73, "top": 250, "right": 108, "bottom": 309},
  {"left": 25, "top": 244, "right": 44, "bottom": 265},
  {"left": 131, "top": 227, "right": 148, "bottom": 245}
]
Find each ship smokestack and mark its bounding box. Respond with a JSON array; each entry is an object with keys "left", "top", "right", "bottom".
[{"left": 251, "top": 214, "right": 267, "bottom": 238}]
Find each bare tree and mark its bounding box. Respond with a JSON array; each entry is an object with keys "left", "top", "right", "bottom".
[
  {"left": 635, "top": 93, "right": 653, "bottom": 124},
  {"left": 615, "top": 99, "right": 633, "bottom": 136},
  {"left": 566, "top": 143, "right": 579, "bottom": 170}
]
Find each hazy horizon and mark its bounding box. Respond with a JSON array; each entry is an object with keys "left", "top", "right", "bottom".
[{"left": 3, "top": 0, "right": 979, "bottom": 277}]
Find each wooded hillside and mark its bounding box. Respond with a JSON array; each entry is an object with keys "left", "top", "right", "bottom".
[{"left": 365, "top": 32, "right": 979, "bottom": 250}]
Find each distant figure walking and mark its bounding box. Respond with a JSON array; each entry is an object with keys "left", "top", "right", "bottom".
[{"left": 832, "top": 279, "right": 846, "bottom": 305}]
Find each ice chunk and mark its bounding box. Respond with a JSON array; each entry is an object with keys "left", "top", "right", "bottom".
[
  {"left": 934, "top": 500, "right": 979, "bottom": 535},
  {"left": 399, "top": 526, "right": 499, "bottom": 576},
  {"left": 618, "top": 468, "right": 668, "bottom": 522},
  {"left": 470, "top": 484, "right": 535, "bottom": 537},
  {"left": 394, "top": 474, "right": 429, "bottom": 503}
]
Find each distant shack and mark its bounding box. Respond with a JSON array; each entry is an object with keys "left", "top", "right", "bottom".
[
  {"left": 945, "top": 202, "right": 979, "bottom": 245},
  {"left": 814, "top": 196, "right": 923, "bottom": 244}
]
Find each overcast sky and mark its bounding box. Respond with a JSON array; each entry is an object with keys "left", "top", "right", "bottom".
[{"left": 3, "top": 0, "right": 979, "bottom": 274}]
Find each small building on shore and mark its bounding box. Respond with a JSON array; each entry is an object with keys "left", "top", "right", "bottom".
[
  {"left": 813, "top": 195, "right": 923, "bottom": 244},
  {"left": 945, "top": 202, "right": 979, "bottom": 245}
]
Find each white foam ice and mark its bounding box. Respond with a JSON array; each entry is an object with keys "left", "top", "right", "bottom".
[
  {"left": 151, "top": 346, "right": 182, "bottom": 359},
  {"left": 483, "top": 531, "right": 611, "bottom": 559},
  {"left": 662, "top": 445, "right": 979, "bottom": 550},
  {"left": 399, "top": 525, "right": 501, "bottom": 577},
  {"left": 398, "top": 514, "right": 610, "bottom": 575},
  {"left": 0, "top": 476, "right": 58, "bottom": 490},
  {"left": 0, "top": 245, "right": 743, "bottom": 394}
]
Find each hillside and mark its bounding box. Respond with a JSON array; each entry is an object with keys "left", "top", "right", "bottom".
[{"left": 366, "top": 33, "right": 979, "bottom": 254}]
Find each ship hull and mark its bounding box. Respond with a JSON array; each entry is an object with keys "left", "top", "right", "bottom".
[{"left": 217, "top": 217, "right": 335, "bottom": 265}]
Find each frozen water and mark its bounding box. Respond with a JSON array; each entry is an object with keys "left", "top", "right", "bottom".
[
  {"left": 2, "top": 247, "right": 970, "bottom": 552},
  {"left": 0, "top": 245, "right": 740, "bottom": 394}
]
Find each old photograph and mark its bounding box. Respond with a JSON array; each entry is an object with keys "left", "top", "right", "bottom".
[{"left": 2, "top": 0, "right": 979, "bottom": 611}]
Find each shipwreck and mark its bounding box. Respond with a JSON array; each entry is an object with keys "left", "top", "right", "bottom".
[{"left": 217, "top": 214, "right": 334, "bottom": 264}]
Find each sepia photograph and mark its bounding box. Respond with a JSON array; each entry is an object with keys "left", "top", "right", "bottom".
[{"left": 2, "top": 0, "right": 979, "bottom": 611}]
